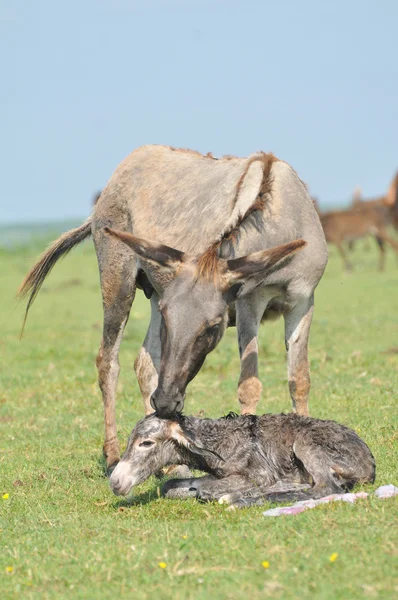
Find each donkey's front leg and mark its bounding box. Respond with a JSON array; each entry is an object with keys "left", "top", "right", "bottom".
[
  {"left": 284, "top": 296, "right": 314, "bottom": 416},
  {"left": 95, "top": 233, "right": 137, "bottom": 472},
  {"left": 236, "top": 292, "right": 270, "bottom": 414},
  {"left": 134, "top": 294, "right": 161, "bottom": 415}
]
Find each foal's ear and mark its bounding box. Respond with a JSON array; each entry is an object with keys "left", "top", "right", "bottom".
[
  {"left": 223, "top": 239, "right": 306, "bottom": 299},
  {"left": 169, "top": 422, "right": 224, "bottom": 462},
  {"left": 104, "top": 228, "right": 186, "bottom": 289}
]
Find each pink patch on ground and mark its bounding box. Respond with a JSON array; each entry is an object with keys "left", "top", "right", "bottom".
[{"left": 262, "top": 486, "right": 396, "bottom": 517}]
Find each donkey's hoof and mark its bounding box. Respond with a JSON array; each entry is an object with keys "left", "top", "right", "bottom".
[
  {"left": 103, "top": 442, "right": 120, "bottom": 476},
  {"left": 106, "top": 460, "right": 119, "bottom": 477}
]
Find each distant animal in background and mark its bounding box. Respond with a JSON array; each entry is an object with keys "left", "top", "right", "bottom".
[
  {"left": 388, "top": 171, "right": 398, "bottom": 230},
  {"left": 109, "top": 412, "right": 376, "bottom": 509},
  {"left": 319, "top": 171, "right": 398, "bottom": 271},
  {"left": 351, "top": 175, "right": 398, "bottom": 224},
  {"left": 347, "top": 188, "right": 371, "bottom": 252}
]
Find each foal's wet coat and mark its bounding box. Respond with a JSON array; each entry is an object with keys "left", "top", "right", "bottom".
[{"left": 110, "top": 412, "right": 375, "bottom": 508}]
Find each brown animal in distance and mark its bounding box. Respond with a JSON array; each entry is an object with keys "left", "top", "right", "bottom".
[
  {"left": 18, "top": 145, "right": 328, "bottom": 470},
  {"left": 319, "top": 171, "right": 398, "bottom": 271}
]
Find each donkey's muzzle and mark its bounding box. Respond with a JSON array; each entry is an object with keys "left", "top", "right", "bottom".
[{"left": 150, "top": 390, "right": 184, "bottom": 418}]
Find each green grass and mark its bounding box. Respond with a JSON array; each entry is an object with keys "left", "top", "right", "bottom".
[{"left": 0, "top": 238, "right": 397, "bottom": 599}]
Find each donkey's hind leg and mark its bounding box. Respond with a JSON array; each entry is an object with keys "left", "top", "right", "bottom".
[
  {"left": 95, "top": 234, "right": 137, "bottom": 471},
  {"left": 284, "top": 296, "right": 314, "bottom": 416},
  {"left": 235, "top": 289, "right": 274, "bottom": 415}
]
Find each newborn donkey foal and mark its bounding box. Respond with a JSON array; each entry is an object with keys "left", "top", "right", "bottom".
[{"left": 109, "top": 413, "right": 375, "bottom": 508}]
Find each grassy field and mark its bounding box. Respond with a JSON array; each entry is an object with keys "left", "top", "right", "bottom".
[{"left": 0, "top": 236, "right": 397, "bottom": 599}]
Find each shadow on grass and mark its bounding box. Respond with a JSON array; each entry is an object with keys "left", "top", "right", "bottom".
[
  {"left": 97, "top": 453, "right": 110, "bottom": 478},
  {"left": 112, "top": 484, "right": 166, "bottom": 509}
]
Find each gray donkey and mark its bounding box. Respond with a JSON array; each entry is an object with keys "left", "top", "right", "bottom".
[
  {"left": 110, "top": 412, "right": 375, "bottom": 508},
  {"left": 18, "top": 145, "right": 328, "bottom": 470}
]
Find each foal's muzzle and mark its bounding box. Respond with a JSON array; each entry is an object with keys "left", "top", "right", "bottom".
[{"left": 109, "top": 461, "right": 135, "bottom": 496}]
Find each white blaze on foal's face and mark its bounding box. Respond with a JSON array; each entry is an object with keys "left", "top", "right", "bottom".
[
  {"left": 108, "top": 416, "right": 176, "bottom": 497},
  {"left": 109, "top": 460, "right": 137, "bottom": 496},
  {"left": 108, "top": 415, "right": 214, "bottom": 497}
]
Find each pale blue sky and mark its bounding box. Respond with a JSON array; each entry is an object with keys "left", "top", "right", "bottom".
[{"left": 1, "top": 0, "right": 397, "bottom": 223}]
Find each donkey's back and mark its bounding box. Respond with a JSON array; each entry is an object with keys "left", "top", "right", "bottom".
[
  {"left": 93, "top": 145, "right": 326, "bottom": 264},
  {"left": 94, "top": 145, "right": 262, "bottom": 254}
]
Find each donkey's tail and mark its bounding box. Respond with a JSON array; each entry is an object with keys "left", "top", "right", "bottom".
[{"left": 18, "top": 216, "right": 93, "bottom": 335}]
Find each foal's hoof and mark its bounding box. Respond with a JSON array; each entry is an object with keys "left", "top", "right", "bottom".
[
  {"left": 219, "top": 493, "right": 260, "bottom": 509},
  {"left": 226, "top": 499, "right": 254, "bottom": 510},
  {"left": 218, "top": 492, "right": 246, "bottom": 507},
  {"left": 218, "top": 494, "right": 234, "bottom": 505}
]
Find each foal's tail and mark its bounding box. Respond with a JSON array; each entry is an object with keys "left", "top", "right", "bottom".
[{"left": 17, "top": 216, "right": 93, "bottom": 335}]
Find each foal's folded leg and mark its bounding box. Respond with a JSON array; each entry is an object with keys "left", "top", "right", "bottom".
[
  {"left": 163, "top": 475, "right": 252, "bottom": 502},
  {"left": 193, "top": 475, "right": 252, "bottom": 502},
  {"left": 161, "top": 475, "right": 216, "bottom": 499},
  {"left": 219, "top": 482, "right": 313, "bottom": 508}
]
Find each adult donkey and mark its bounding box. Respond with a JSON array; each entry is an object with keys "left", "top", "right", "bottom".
[{"left": 19, "top": 145, "right": 328, "bottom": 469}]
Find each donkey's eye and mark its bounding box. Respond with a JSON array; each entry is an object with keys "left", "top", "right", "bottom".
[
  {"left": 209, "top": 317, "right": 222, "bottom": 329},
  {"left": 139, "top": 440, "right": 155, "bottom": 447}
]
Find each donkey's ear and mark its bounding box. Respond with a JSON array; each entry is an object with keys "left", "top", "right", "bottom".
[
  {"left": 104, "top": 228, "right": 186, "bottom": 290},
  {"left": 169, "top": 422, "right": 224, "bottom": 462},
  {"left": 223, "top": 239, "right": 306, "bottom": 299},
  {"left": 104, "top": 228, "right": 185, "bottom": 266}
]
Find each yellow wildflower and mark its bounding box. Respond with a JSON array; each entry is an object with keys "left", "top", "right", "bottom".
[
  {"left": 158, "top": 562, "right": 167, "bottom": 569},
  {"left": 329, "top": 553, "right": 339, "bottom": 562},
  {"left": 262, "top": 561, "right": 270, "bottom": 569},
  {"left": 6, "top": 566, "right": 14, "bottom": 573},
  {"left": 2, "top": 493, "right": 9, "bottom": 500},
  {"left": 182, "top": 535, "right": 187, "bottom": 539}
]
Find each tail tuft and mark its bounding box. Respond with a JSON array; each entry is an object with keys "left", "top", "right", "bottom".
[{"left": 18, "top": 218, "right": 92, "bottom": 336}]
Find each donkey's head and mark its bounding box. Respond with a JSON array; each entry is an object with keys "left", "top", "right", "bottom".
[
  {"left": 104, "top": 227, "right": 305, "bottom": 417},
  {"left": 109, "top": 415, "right": 219, "bottom": 496}
]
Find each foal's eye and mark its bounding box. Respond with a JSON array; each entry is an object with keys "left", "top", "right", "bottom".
[{"left": 139, "top": 440, "right": 155, "bottom": 447}]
